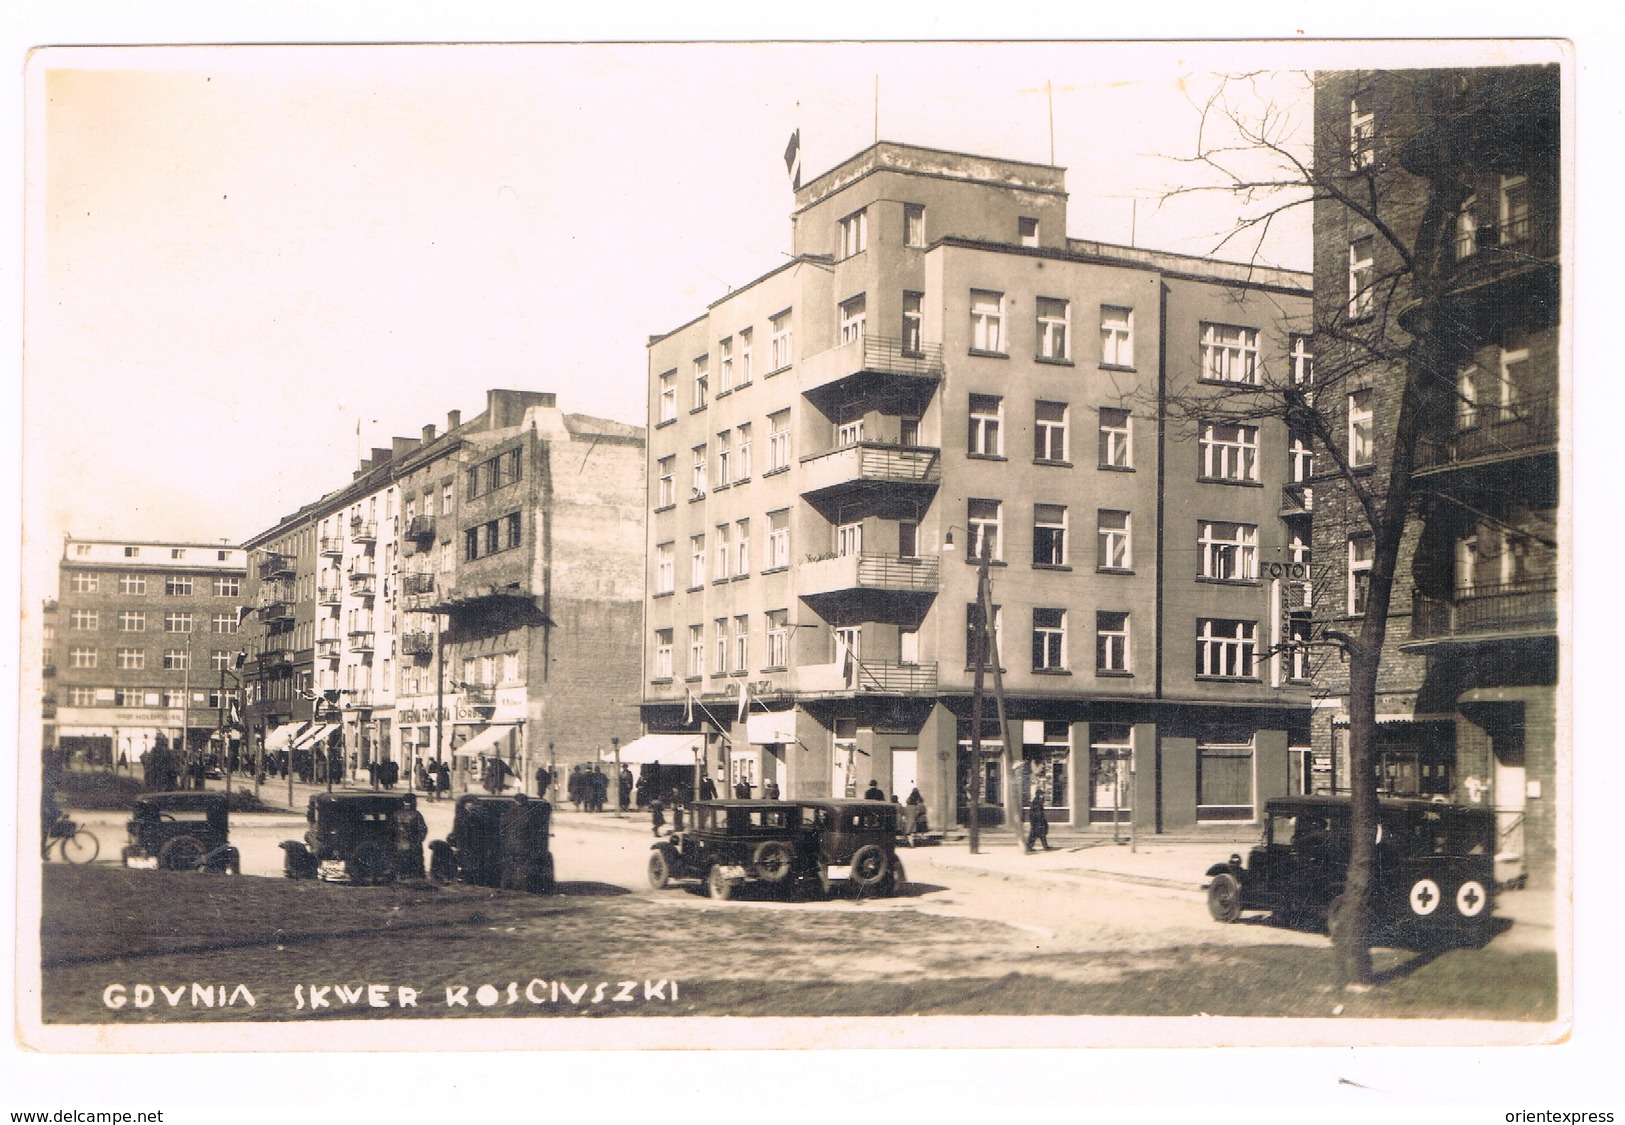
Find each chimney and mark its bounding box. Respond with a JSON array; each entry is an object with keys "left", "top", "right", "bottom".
[
  {"left": 447, "top": 409, "right": 461, "bottom": 431},
  {"left": 422, "top": 423, "right": 437, "bottom": 444}
]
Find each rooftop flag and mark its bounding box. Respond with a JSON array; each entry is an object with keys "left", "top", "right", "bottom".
[{"left": 784, "top": 129, "right": 801, "bottom": 190}]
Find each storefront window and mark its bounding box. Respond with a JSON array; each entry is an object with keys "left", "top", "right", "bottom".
[{"left": 1089, "top": 724, "right": 1132, "bottom": 824}]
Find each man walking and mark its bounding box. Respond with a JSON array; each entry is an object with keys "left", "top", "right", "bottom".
[{"left": 1025, "top": 790, "right": 1052, "bottom": 853}]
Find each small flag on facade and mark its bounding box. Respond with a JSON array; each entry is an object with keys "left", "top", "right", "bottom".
[
  {"left": 784, "top": 129, "right": 802, "bottom": 190},
  {"left": 683, "top": 686, "right": 694, "bottom": 726},
  {"left": 737, "top": 682, "right": 749, "bottom": 723}
]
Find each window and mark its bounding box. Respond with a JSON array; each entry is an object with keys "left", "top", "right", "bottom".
[
  {"left": 1096, "top": 612, "right": 1130, "bottom": 673},
  {"left": 163, "top": 612, "right": 193, "bottom": 633},
  {"left": 118, "top": 611, "right": 145, "bottom": 632},
  {"left": 692, "top": 355, "right": 709, "bottom": 410},
  {"left": 735, "top": 424, "right": 752, "bottom": 480},
  {"left": 1199, "top": 421, "right": 1260, "bottom": 482},
  {"left": 658, "top": 370, "right": 677, "bottom": 424},
  {"left": 901, "top": 291, "right": 924, "bottom": 354},
  {"left": 1349, "top": 95, "right": 1375, "bottom": 170},
  {"left": 732, "top": 615, "right": 749, "bottom": 673},
  {"left": 965, "top": 602, "right": 1003, "bottom": 668},
  {"left": 718, "top": 336, "right": 734, "bottom": 393},
  {"left": 1032, "top": 608, "right": 1066, "bottom": 671},
  {"left": 1287, "top": 621, "right": 1312, "bottom": 683},
  {"left": 501, "top": 513, "right": 522, "bottom": 551},
  {"left": 689, "top": 534, "right": 706, "bottom": 589},
  {"left": 691, "top": 444, "right": 708, "bottom": 496},
  {"left": 714, "top": 619, "right": 729, "bottom": 675},
  {"left": 1348, "top": 390, "right": 1374, "bottom": 467},
  {"left": 1099, "top": 408, "right": 1132, "bottom": 469},
  {"left": 464, "top": 515, "right": 522, "bottom": 560},
  {"left": 1100, "top": 306, "right": 1133, "bottom": 368},
  {"left": 1018, "top": 216, "right": 1039, "bottom": 246},
  {"left": 70, "top": 573, "right": 98, "bottom": 593},
  {"left": 163, "top": 648, "right": 190, "bottom": 671},
  {"left": 767, "top": 510, "right": 790, "bottom": 569},
  {"left": 904, "top": 203, "right": 926, "bottom": 248},
  {"left": 1090, "top": 725, "right": 1133, "bottom": 821},
  {"left": 68, "top": 687, "right": 96, "bottom": 706},
  {"left": 1097, "top": 510, "right": 1131, "bottom": 571},
  {"left": 165, "top": 576, "right": 194, "bottom": 597},
  {"left": 898, "top": 520, "right": 919, "bottom": 559},
  {"left": 1456, "top": 365, "right": 1480, "bottom": 430},
  {"left": 116, "top": 647, "right": 144, "bottom": 670},
  {"left": 1348, "top": 236, "right": 1375, "bottom": 320},
  {"left": 1290, "top": 431, "right": 1314, "bottom": 483},
  {"left": 970, "top": 290, "right": 1004, "bottom": 354},
  {"left": 1198, "top": 619, "right": 1257, "bottom": 679},
  {"left": 1198, "top": 736, "right": 1255, "bottom": 820},
  {"left": 654, "top": 630, "right": 674, "bottom": 680},
  {"left": 1498, "top": 342, "right": 1530, "bottom": 421},
  {"left": 211, "top": 613, "right": 238, "bottom": 634},
  {"left": 213, "top": 576, "right": 241, "bottom": 597},
  {"left": 1499, "top": 174, "right": 1529, "bottom": 244},
  {"left": 467, "top": 449, "right": 522, "bottom": 498},
  {"left": 655, "top": 543, "right": 674, "bottom": 595},
  {"left": 769, "top": 310, "right": 793, "bottom": 371},
  {"left": 1290, "top": 334, "right": 1314, "bottom": 386},
  {"left": 838, "top": 208, "right": 868, "bottom": 259},
  {"left": 1456, "top": 194, "right": 1478, "bottom": 259},
  {"left": 211, "top": 650, "right": 233, "bottom": 671},
  {"left": 1349, "top": 535, "right": 1374, "bottom": 615},
  {"left": 1033, "top": 504, "right": 1067, "bottom": 566},
  {"left": 116, "top": 688, "right": 147, "bottom": 707},
  {"left": 735, "top": 518, "right": 750, "bottom": 577},
  {"left": 657, "top": 456, "right": 676, "bottom": 508},
  {"left": 738, "top": 328, "right": 753, "bottom": 383},
  {"left": 171, "top": 548, "right": 186, "bottom": 559},
  {"left": 69, "top": 646, "right": 97, "bottom": 669},
  {"left": 1199, "top": 521, "right": 1259, "bottom": 581},
  {"left": 124, "top": 546, "right": 140, "bottom": 557},
  {"left": 715, "top": 430, "right": 731, "bottom": 487},
  {"left": 1200, "top": 323, "right": 1259, "bottom": 384},
  {"left": 1026, "top": 400, "right": 1066, "bottom": 463},
  {"left": 118, "top": 574, "right": 145, "bottom": 595},
  {"left": 714, "top": 524, "right": 731, "bottom": 581},
  {"left": 1036, "top": 297, "right": 1069, "bottom": 361},
  {"left": 968, "top": 394, "right": 1003, "bottom": 457},
  {"left": 767, "top": 411, "right": 790, "bottom": 472},
  {"left": 73, "top": 543, "right": 91, "bottom": 557},
  {"left": 835, "top": 519, "right": 863, "bottom": 557},
  {"left": 688, "top": 625, "right": 705, "bottom": 678},
  {"left": 69, "top": 609, "right": 98, "bottom": 630},
  {"left": 766, "top": 610, "right": 789, "bottom": 668},
  {"left": 839, "top": 294, "right": 866, "bottom": 345},
  {"left": 968, "top": 498, "right": 1002, "bottom": 561}
]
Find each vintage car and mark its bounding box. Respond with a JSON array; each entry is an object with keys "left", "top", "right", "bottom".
[
  {"left": 798, "top": 799, "right": 906, "bottom": 897},
  {"left": 1205, "top": 795, "right": 1496, "bottom": 949},
  {"left": 122, "top": 791, "right": 240, "bottom": 873},
  {"left": 429, "top": 793, "right": 555, "bottom": 893},
  {"left": 648, "top": 800, "right": 814, "bottom": 900},
  {"left": 281, "top": 791, "right": 426, "bottom": 885}
]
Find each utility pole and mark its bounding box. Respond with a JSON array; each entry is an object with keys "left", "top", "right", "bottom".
[{"left": 968, "top": 559, "right": 988, "bottom": 855}]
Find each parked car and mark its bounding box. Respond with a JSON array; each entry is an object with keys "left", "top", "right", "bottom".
[
  {"left": 798, "top": 799, "right": 906, "bottom": 897},
  {"left": 429, "top": 793, "right": 554, "bottom": 893},
  {"left": 648, "top": 800, "right": 814, "bottom": 900},
  {"left": 281, "top": 791, "right": 426, "bottom": 885},
  {"left": 122, "top": 791, "right": 240, "bottom": 873},
  {"left": 1204, "top": 795, "right": 1496, "bottom": 949}
]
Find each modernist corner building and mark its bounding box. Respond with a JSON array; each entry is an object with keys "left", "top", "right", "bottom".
[
  {"left": 1308, "top": 66, "right": 1561, "bottom": 886},
  {"left": 240, "top": 390, "right": 646, "bottom": 789},
  {"left": 50, "top": 538, "right": 248, "bottom": 765},
  {"left": 640, "top": 141, "right": 1316, "bottom": 836}
]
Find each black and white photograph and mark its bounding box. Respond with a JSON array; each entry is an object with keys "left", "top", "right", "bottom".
[{"left": 7, "top": 23, "right": 1606, "bottom": 1117}]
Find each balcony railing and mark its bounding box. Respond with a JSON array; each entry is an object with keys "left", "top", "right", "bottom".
[
  {"left": 350, "top": 519, "right": 377, "bottom": 543},
  {"left": 1410, "top": 582, "right": 1557, "bottom": 643},
  {"left": 799, "top": 334, "right": 945, "bottom": 397},
  {"left": 1416, "top": 393, "right": 1558, "bottom": 471},
  {"left": 319, "top": 536, "right": 346, "bottom": 558},
  {"left": 400, "top": 632, "right": 434, "bottom": 657},
  {"left": 256, "top": 554, "right": 294, "bottom": 580},
  {"left": 403, "top": 572, "right": 435, "bottom": 596},
  {"left": 348, "top": 573, "right": 376, "bottom": 596},
  {"left": 461, "top": 682, "right": 496, "bottom": 705},
  {"left": 318, "top": 584, "right": 342, "bottom": 606},
  {"left": 406, "top": 515, "right": 436, "bottom": 540},
  {"left": 800, "top": 443, "right": 941, "bottom": 499},
  {"left": 347, "top": 631, "right": 375, "bottom": 652},
  {"left": 347, "top": 689, "right": 374, "bottom": 709},
  {"left": 795, "top": 659, "right": 938, "bottom": 695},
  {"left": 798, "top": 552, "right": 941, "bottom": 597},
  {"left": 1280, "top": 483, "right": 1314, "bottom": 516},
  {"left": 316, "top": 638, "right": 342, "bottom": 659}
]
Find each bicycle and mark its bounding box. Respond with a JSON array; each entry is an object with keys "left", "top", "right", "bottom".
[{"left": 41, "top": 814, "right": 100, "bottom": 864}]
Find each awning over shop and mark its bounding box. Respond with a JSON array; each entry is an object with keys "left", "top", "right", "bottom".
[
  {"left": 452, "top": 722, "right": 520, "bottom": 758},
  {"left": 602, "top": 734, "right": 703, "bottom": 765},
  {"left": 746, "top": 711, "right": 796, "bottom": 745},
  {"left": 292, "top": 723, "right": 337, "bottom": 751},
  {"left": 262, "top": 723, "right": 308, "bottom": 752}
]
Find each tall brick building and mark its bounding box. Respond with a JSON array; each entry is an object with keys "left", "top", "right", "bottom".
[{"left": 1308, "top": 67, "right": 1561, "bottom": 886}]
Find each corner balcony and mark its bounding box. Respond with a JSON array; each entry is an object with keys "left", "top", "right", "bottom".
[
  {"left": 793, "top": 659, "right": 938, "bottom": 697},
  {"left": 255, "top": 587, "right": 294, "bottom": 622},
  {"left": 797, "top": 552, "right": 940, "bottom": 600},
  {"left": 406, "top": 515, "right": 436, "bottom": 542},
  {"left": 1414, "top": 394, "right": 1558, "bottom": 475},
  {"left": 799, "top": 443, "right": 941, "bottom": 503},
  {"left": 1280, "top": 483, "right": 1314, "bottom": 517},
  {"left": 348, "top": 572, "right": 376, "bottom": 597},
  {"left": 400, "top": 632, "right": 434, "bottom": 657},
  {"left": 318, "top": 584, "right": 342, "bottom": 606},
  {"left": 798, "top": 335, "right": 944, "bottom": 404},
  {"left": 256, "top": 553, "right": 295, "bottom": 581},
  {"left": 1405, "top": 582, "right": 1557, "bottom": 650},
  {"left": 316, "top": 637, "right": 342, "bottom": 659},
  {"left": 346, "top": 630, "right": 375, "bottom": 653}
]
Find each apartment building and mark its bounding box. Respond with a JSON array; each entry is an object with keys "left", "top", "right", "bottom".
[
  {"left": 52, "top": 538, "right": 247, "bottom": 766},
  {"left": 241, "top": 390, "right": 646, "bottom": 788},
  {"left": 641, "top": 142, "right": 1313, "bottom": 836},
  {"left": 1309, "top": 67, "right": 1561, "bottom": 886}
]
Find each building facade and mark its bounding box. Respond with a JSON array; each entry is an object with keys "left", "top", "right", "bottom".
[
  {"left": 52, "top": 538, "right": 247, "bottom": 766},
  {"left": 641, "top": 142, "right": 1313, "bottom": 836},
  {"left": 1308, "top": 67, "right": 1560, "bottom": 885},
  {"left": 240, "top": 390, "right": 646, "bottom": 790}
]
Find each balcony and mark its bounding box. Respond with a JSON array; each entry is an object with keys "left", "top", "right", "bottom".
[
  {"left": 348, "top": 573, "right": 376, "bottom": 597},
  {"left": 403, "top": 572, "right": 435, "bottom": 596},
  {"left": 1280, "top": 483, "right": 1314, "bottom": 517},
  {"left": 799, "top": 335, "right": 944, "bottom": 402},
  {"left": 42, "top": 664, "right": 56, "bottom": 678},
  {"left": 256, "top": 553, "right": 294, "bottom": 581},
  {"left": 797, "top": 552, "right": 940, "bottom": 599},
  {"left": 461, "top": 682, "right": 495, "bottom": 705},
  {"left": 401, "top": 632, "right": 434, "bottom": 657},
  {"left": 316, "top": 637, "right": 342, "bottom": 659},
  {"left": 346, "top": 631, "right": 375, "bottom": 653},
  {"left": 1415, "top": 394, "right": 1558, "bottom": 474},
  {"left": 255, "top": 587, "right": 294, "bottom": 622},
  {"left": 319, "top": 536, "right": 345, "bottom": 558},
  {"left": 794, "top": 659, "right": 938, "bottom": 697},
  {"left": 1407, "top": 582, "right": 1557, "bottom": 648},
  {"left": 799, "top": 443, "right": 941, "bottom": 502},
  {"left": 350, "top": 519, "right": 377, "bottom": 543},
  {"left": 347, "top": 689, "right": 374, "bottom": 710},
  {"left": 318, "top": 584, "right": 342, "bottom": 606},
  {"left": 406, "top": 515, "right": 436, "bottom": 541}
]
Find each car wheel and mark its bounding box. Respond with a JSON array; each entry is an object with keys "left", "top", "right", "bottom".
[
  {"left": 751, "top": 840, "right": 796, "bottom": 884},
  {"left": 885, "top": 858, "right": 907, "bottom": 896},
  {"left": 850, "top": 844, "right": 889, "bottom": 888},
  {"left": 280, "top": 841, "right": 315, "bottom": 879},
  {"left": 157, "top": 836, "right": 205, "bottom": 872},
  {"left": 350, "top": 842, "right": 396, "bottom": 886},
  {"left": 1207, "top": 871, "right": 1243, "bottom": 923},
  {"left": 648, "top": 849, "right": 672, "bottom": 890},
  {"left": 705, "top": 866, "right": 733, "bottom": 901}
]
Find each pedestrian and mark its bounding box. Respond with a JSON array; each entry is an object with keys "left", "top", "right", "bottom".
[
  {"left": 536, "top": 764, "right": 551, "bottom": 800},
  {"left": 864, "top": 779, "right": 885, "bottom": 801},
  {"left": 733, "top": 777, "right": 751, "bottom": 800},
  {"left": 1025, "top": 790, "right": 1052, "bottom": 853},
  {"left": 699, "top": 773, "right": 717, "bottom": 801},
  {"left": 592, "top": 766, "right": 608, "bottom": 812},
  {"left": 650, "top": 796, "right": 666, "bottom": 836},
  {"left": 619, "top": 766, "right": 634, "bottom": 810},
  {"left": 436, "top": 760, "right": 451, "bottom": 801},
  {"left": 764, "top": 779, "right": 780, "bottom": 800}
]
